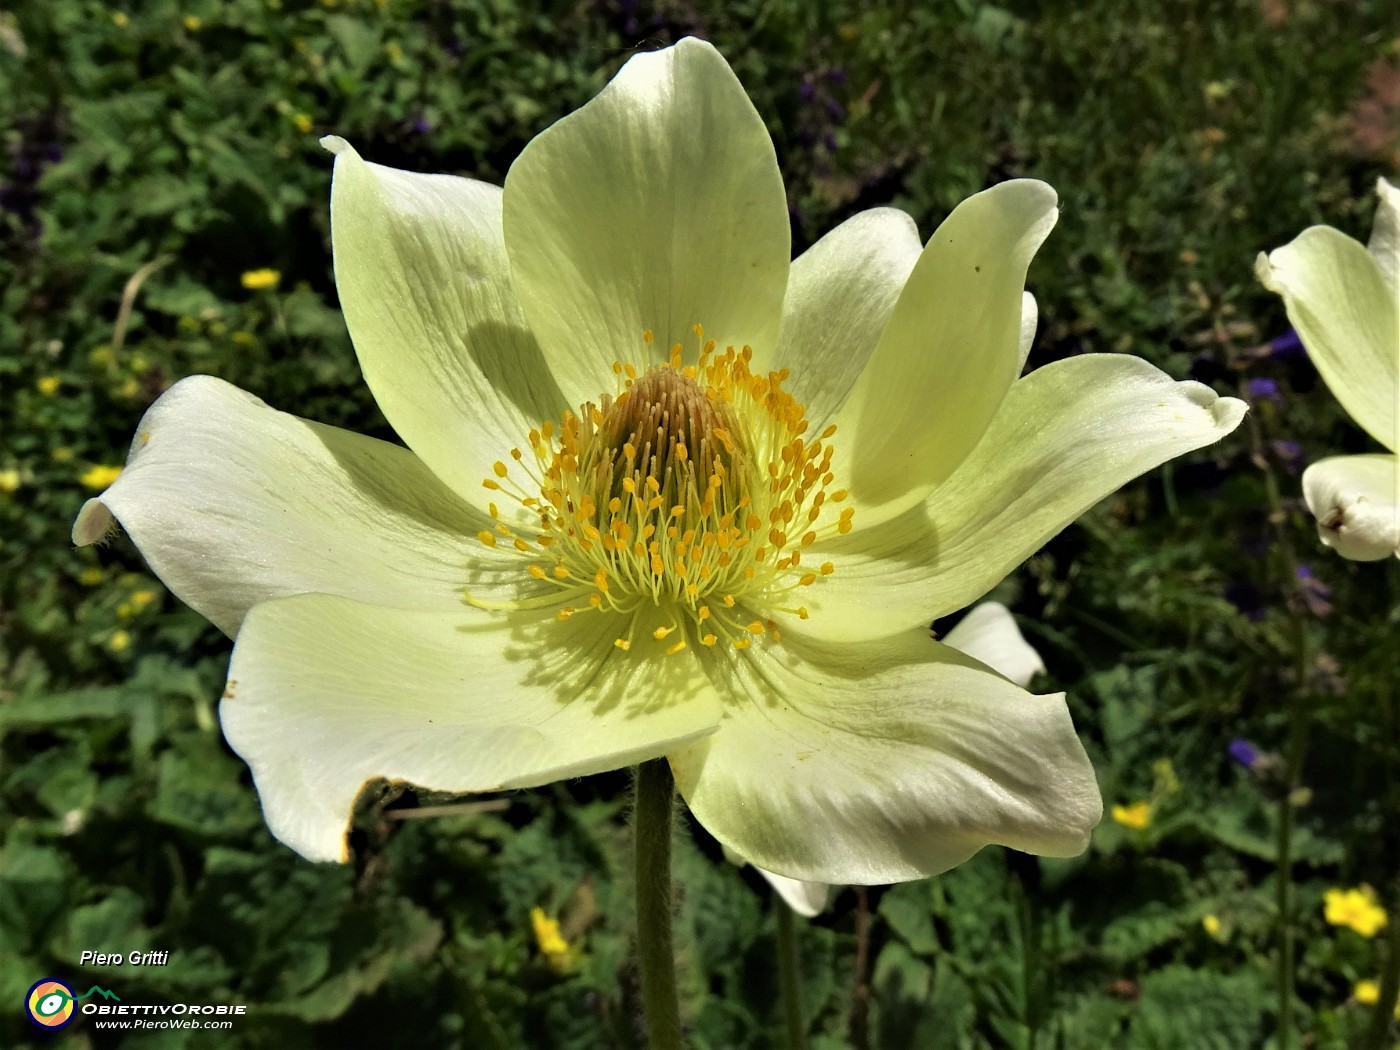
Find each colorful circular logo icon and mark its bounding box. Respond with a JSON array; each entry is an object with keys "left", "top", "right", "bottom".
[{"left": 26, "top": 979, "right": 76, "bottom": 1030}]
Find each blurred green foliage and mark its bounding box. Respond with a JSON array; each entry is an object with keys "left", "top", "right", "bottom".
[{"left": 2, "top": 0, "right": 1399, "bottom": 1046}]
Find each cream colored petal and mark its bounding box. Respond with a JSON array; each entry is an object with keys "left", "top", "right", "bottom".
[
  {"left": 1368, "top": 177, "right": 1400, "bottom": 291},
  {"left": 1302, "top": 454, "right": 1399, "bottom": 561},
  {"left": 1256, "top": 226, "right": 1398, "bottom": 452},
  {"left": 70, "top": 376, "right": 509, "bottom": 637},
  {"left": 830, "top": 180, "right": 1059, "bottom": 530},
  {"left": 721, "top": 844, "right": 831, "bottom": 916},
  {"left": 673, "top": 629, "right": 1100, "bottom": 885},
  {"left": 796, "top": 355, "right": 1246, "bottom": 642},
  {"left": 503, "top": 38, "right": 790, "bottom": 409},
  {"left": 772, "top": 208, "right": 924, "bottom": 429},
  {"left": 223, "top": 596, "right": 722, "bottom": 863},
  {"left": 325, "top": 137, "right": 564, "bottom": 512},
  {"left": 942, "top": 602, "right": 1045, "bottom": 688},
  {"left": 1018, "top": 291, "right": 1038, "bottom": 375}
]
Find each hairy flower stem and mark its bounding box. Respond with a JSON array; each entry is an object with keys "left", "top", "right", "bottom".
[
  {"left": 1362, "top": 876, "right": 1400, "bottom": 1050},
  {"left": 634, "top": 760, "right": 684, "bottom": 1050},
  {"left": 775, "top": 900, "right": 808, "bottom": 1050},
  {"left": 1242, "top": 385, "right": 1312, "bottom": 1050}
]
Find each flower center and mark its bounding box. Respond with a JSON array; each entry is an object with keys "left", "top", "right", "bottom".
[{"left": 471, "top": 327, "right": 853, "bottom": 653}]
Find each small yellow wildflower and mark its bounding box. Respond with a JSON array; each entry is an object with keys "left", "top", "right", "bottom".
[
  {"left": 1111, "top": 801, "right": 1152, "bottom": 831},
  {"left": 112, "top": 11, "right": 129, "bottom": 26},
  {"left": 292, "top": 113, "right": 314, "bottom": 134},
  {"left": 1152, "top": 757, "right": 1180, "bottom": 795},
  {"left": 230, "top": 331, "right": 258, "bottom": 346},
  {"left": 37, "top": 376, "right": 61, "bottom": 396},
  {"left": 529, "top": 907, "right": 574, "bottom": 973},
  {"left": 53, "top": 447, "right": 75, "bottom": 463},
  {"left": 0, "top": 468, "right": 20, "bottom": 494},
  {"left": 79, "top": 465, "right": 123, "bottom": 490},
  {"left": 1202, "top": 914, "right": 1221, "bottom": 937},
  {"left": 108, "top": 630, "right": 132, "bottom": 653},
  {"left": 240, "top": 268, "right": 281, "bottom": 291},
  {"left": 118, "top": 589, "right": 158, "bottom": 619},
  {"left": 1356, "top": 980, "right": 1380, "bottom": 1005},
  {"left": 384, "top": 41, "right": 403, "bottom": 63},
  {"left": 89, "top": 344, "right": 115, "bottom": 365},
  {"left": 79, "top": 567, "right": 106, "bottom": 586},
  {"left": 118, "top": 378, "right": 140, "bottom": 399},
  {"left": 183, "top": 14, "right": 201, "bottom": 31},
  {"left": 1325, "top": 885, "right": 1388, "bottom": 938}
]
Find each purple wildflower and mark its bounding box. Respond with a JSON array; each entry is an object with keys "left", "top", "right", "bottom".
[
  {"left": 1247, "top": 378, "right": 1280, "bottom": 401},
  {"left": 1269, "top": 329, "right": 1304, "bottom": 359},
  {"left": 1228, "top": 739, "right": 1261, "bottom": 769}
]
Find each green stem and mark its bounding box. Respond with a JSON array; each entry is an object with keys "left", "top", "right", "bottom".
[
  {"left": 634, "top": 760, "right": 683, "bottom": 1050},
  {"left": 1274, "top": 781, "right": 1295, "bottom": 1050},
  {"left": 1362, "top": 876, "right": 1400, "bottom": 1050},
  {"left": 775, "top": 900, "right": 808, "bottom": 1050}
]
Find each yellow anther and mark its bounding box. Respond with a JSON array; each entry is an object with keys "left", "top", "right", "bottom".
[
  {"left": 653, "top": 625, "right": 673, "bottom": 640},
  {"left": 643, "top": 329, "right": 654, "bottom": 345},
  {"left": 733, "top": 638, "right": 751, "bottom": 650},
  {"left": 557, "top": 607, "right": 575, "bottom": 620},
  {"left": 666, "top": 639, "right": 688, "bottom": 655},
  {"left": 614, "top": 638, "right": 631, "bottom": 651},
  {"left": 528, "top": 565, "right": 547, "bottom": 580},
  {"left": 553, "top": 565, "right": 570, "bottom": 579},
  {"left": 797, "top": 607, "right": 809, "bottom": 620},
  {"left": 799, "top": 573, "right": 817, "bottom": 586},
  {"left": 701, "top": 634, "right": 718, "bottom": 646},
  {"left": 722, "top": 595, "right": 736, "bottom": 608},
  {"left": 698, "top": 606, "right": 711, "bottom": 620},
  {"left": 746, "top": 621, "right": 765, "bottom": 635},
  {"left": 493, "top": 461, "right": 509, "bottom": 478},
  {"left": 594, "top": 568, "right": 609, "bottom": 593},
  {"left": 477, "top": 530, "right": 497, "bottom": 547},
  {"left": 820, "top": 561, "right": 834, "bottom": 575},
  {"left": 482, "top": 479, "right": 501, "bottom": 490}
]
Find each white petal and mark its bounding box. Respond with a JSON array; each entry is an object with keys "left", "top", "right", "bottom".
[
  {"left": 1018, "top": 291, "right": 1038, "bottom": 375},
  {"left": 754, "top": 868, "right": 831, "bottom": 917},
  {"left": 772, "top": 208, "right": 923, "bottom": 428},
  {"left": 942, "top": 602, "right": 1045, "bottom": 688},
  {"left": 722, "top": 845, "right": 831, "bottom": 916},
  {"left": 503, "top": 38, "right": 790, "bottom": 409},
  {"left": 830, "top": 180, "right": 1059, "bottom": 529},
  {"left": 325, "top": 137, "right": 562, "bottom": 512},
  {"left": 672, "top": 629, "right": 1100, "bottom": 885},
  {"left": 223, "top": 595, "right": 722, "bottom": 863},
  {"left": 1302, "top": 454, "right": 1400, "bottom": 561},
  {"left": 71, "top": 376, "right": 499, "bottom": 637},
  {"left": 1256, "top": 226, "right": 1398, "bottom": 452},
  {"left": 1369, "top": 177, "right": 1400, "bottom": 291},
  {"left": 799, "top": 355, "right": 1246, "bottom": 641}
]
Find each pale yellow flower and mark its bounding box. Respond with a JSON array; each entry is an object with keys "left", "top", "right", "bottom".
[
  {"left": 73, "top": 39, "right": 1244, "bottom": 878},
  {"left": 183, "top": 14, "right": 201, "bottom": 31},
  {"left": 240, "top": 268, "right": 281, "bottom": 291},
  {"left": 1202, "top": 914, "right": 1222, "bottom": 937},
  {"left": 107, "top": 630, "right": 132, "bottom": 653},
  {"left": 0, "top": 468, "right": 20, "bottom": 494},
  {"left": 37, "top": 376, "right": 61, "bottom": 396},
  {"left": 1257, "top": 179, "right": 1399, "bottom": 561},
  {"left": 292, "top": 113, "right": 313, "bottom": 134}
]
